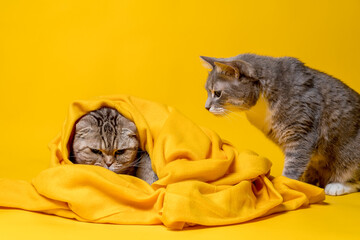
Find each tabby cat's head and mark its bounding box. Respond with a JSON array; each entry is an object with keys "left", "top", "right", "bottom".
[
  {"left": 200, "top": 56, "right": 260, "bottom": 116},
  {"left": 71, "top": 107, "right": 139, "bottom": 174}
]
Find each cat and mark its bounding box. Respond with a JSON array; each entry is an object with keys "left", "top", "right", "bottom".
[
  {"left": 200, "top": 53, "right": 360, "bottom": 196},
  {"left": 71, "top": 107, "right": 158, "bottom": 185}
]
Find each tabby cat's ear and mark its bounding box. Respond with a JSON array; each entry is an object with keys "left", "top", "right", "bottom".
[
  {"left": 76, "top": 115, "right": 97, "bottom": 130},
  {"left": 214, "top": 62, "right": 240, "bottom": 79},
  {"left": 122, "top": 128, "right": 137, "bottom": 137},
  {"left": 200, "top": 56, "right": 216, "bottom": 70}
]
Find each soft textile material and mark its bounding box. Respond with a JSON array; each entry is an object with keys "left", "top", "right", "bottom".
[{"left": 0, "top": 95, "right": 325, "bottom": 229}]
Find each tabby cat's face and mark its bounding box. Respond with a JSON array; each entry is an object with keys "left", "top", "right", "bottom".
[
  {"left": 201, "top": 56, "right": 260, "bottom": 116},
  {"left": 72, "top": 108, "right": 139, "bottom": 174}
]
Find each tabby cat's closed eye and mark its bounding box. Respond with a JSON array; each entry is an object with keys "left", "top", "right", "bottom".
[
  {"left": 90, "top": 148, "right": 103, "bottom": 155},
  {"left": 115, "top": 149, "right": 125, "bottom": 155}
]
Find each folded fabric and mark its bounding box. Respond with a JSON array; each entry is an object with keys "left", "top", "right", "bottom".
[{"left": 0, "top": 95, "right": 325, "bottom": 229}]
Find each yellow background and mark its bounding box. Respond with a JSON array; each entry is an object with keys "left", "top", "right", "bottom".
[
  {"left": 2, "top": 0, "right": 360, "bottom": 181},
  {"left": 1, "top": 0, "right": 359, "bottom": 181},
  {"left": 1, "top": 1, "right": 360, "bottom": 239}
]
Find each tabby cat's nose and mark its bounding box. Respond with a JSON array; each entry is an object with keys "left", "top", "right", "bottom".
[{"left": 104, "top": 156, "right": 114, "bottom": 167}]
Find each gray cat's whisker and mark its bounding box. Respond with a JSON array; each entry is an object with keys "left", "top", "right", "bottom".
[{"left": 220, "top": 109, "right": 246, "bottom": 121}]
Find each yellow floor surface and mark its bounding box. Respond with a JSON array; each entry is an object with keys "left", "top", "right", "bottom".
[{"left": 1, "top": 193, "right": 359, "bottom": 240}]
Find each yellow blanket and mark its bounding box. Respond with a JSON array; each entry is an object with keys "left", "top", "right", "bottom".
[{"left": 0, "top": 95, "right": 325, "bottom": 229}]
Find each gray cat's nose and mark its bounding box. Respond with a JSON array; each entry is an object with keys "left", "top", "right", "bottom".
[{"left": 205, "top": 98, "right": 212, "bottom": 111}]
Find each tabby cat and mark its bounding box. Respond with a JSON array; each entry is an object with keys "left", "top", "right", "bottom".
[
  {"left": 71, "top": 107, "right": 158, "bottom": 185},
  {"left": 201, "top": 54, "right": 360, "bottom": 195}
]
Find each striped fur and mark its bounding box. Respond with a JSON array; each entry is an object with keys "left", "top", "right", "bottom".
[
  {"left": 201, "top": 54, "right": 360, "bottom": 195},
  {"left": 71, "top": 107, "right": 158, "bottom": 185}
]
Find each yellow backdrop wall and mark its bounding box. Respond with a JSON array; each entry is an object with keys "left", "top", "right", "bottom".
[{"left": 0, "top": 0, "right": 359, "bottom": 183}]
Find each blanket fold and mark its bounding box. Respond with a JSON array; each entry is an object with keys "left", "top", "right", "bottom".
[{"left": 0, "top": 95, "right": 325, "bottom": 229}]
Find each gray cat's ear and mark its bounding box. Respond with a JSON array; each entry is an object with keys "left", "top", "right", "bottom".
[
  {"left": 234, "top": 60, "right": 257, "bottom": 79},
  {"left": 214, "top": 62, "right": 240, "bottom": 79},
  {"left": 214, "top": 60, "right": 257, "bottom": 80},
  {"left": 200, "top": 56, "right": 216, "bottom": 70}
]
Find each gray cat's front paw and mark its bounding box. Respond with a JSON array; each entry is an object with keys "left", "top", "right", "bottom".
[{"left": 324, "top": 182, "right": 359, "bottom": 196}]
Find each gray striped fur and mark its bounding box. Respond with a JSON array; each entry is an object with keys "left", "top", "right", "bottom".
[{"left": 201, "top": 54, "right": 360, "bottom": 195}]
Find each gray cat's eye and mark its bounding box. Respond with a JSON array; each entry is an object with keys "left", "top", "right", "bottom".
[
  {"left": 90, "top": 148, "right": 103, "bottom": 155},
  {"left": 214, "top": 91, "right": 222, "bottom": 98}
]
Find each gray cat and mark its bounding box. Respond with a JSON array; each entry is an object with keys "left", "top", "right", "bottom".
[
  {"left": 71, "top": 107, "right": 158, "bottom": 185},
  {"left": 201, "top": 54, "right": 360, "bottom": 196}
]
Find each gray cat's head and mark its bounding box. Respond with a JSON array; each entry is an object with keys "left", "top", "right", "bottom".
[
  {"left": 71, "top": 107, "right": 139, "bottom": 174},
  {"left": 200, "top": 56, "right": 260, "bottom": 115}
]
